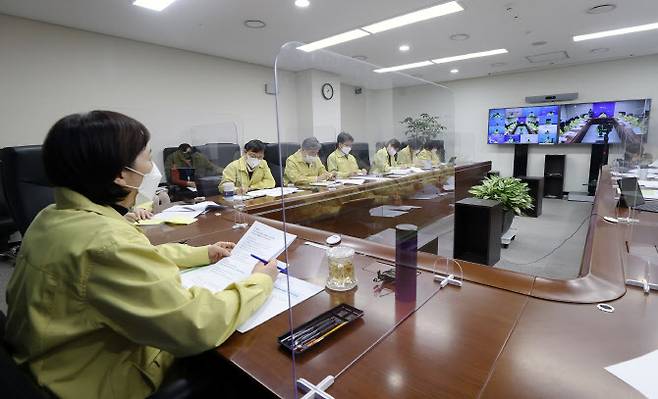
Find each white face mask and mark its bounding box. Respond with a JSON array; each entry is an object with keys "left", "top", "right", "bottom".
[
  {"left": 341, "top": 146, "right": 352, "bottom": 155},
  {"left": 246, "top": 156, "right": 261, "bottom": 169},
  {"left": 304, "top": 155, "right": 318, "bottom": 164},
  {"left": 414, "top": 149, "right": 421, "bottom": 156},
  {"left": 387, "top": 147, "right": 397, "bottom": 156},
  {"left": 125, "top": 163, "right": 162, "bottom": 206}
]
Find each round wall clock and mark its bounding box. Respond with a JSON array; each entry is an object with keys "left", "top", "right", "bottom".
[{"left": 321, "top": 83, "right": 334, "bottom": 100}]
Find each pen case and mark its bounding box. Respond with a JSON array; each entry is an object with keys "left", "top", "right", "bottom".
[{"left": 278, "top": 304, "right": 364, "bottom": 354}]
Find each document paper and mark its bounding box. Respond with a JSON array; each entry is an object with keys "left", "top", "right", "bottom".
[
  {"left": 179, "top": 221, "right": 323, "bottom": 332},
  {"left": 606, "top": 349, "right": 658, "bottom": 398}
]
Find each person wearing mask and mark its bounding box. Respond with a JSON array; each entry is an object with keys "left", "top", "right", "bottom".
[
  {"left": 371, "top": 139, "right": 401, "bottom": 174},
  {"left": 326, "top": 132, "right": 367, "bottom": 178},
  {"left": 417, "top": 140, "right": 443, "bottom": 167},
  {"left": 219, "top": 139, "right": 275, "bottom": 193},
  {"left": 164, "top": 143, "right": 222, "bottom": 189},
  {"left": 397, "top": 138, "right": 423, "bottom": 167},
  {"left": 284, "top": 137, "right": 333, "bottom": 185},
  {"left": 5, "top": 111, "right": 279, "bottom": 399}
]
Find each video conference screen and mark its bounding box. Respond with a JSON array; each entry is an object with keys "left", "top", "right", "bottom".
[
  {"left": 558, "top": 99, "right": 651, "bottom": 144},
  {"left": 488, "top": 106, "right": 559, "bottom": 145},
  {"left": 488, "top": 99, "right": 651, "bottom": 145}
]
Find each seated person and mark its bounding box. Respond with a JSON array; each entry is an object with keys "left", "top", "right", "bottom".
[
  {"left": 284, "top": 137, "right": 333, "bottom": 185},
  {"left": 371, "top": 139, "right": 402, "bottom": 174},
  {"left": 397, "top": 138, "right": 423, "bottom": 167},
  {"left": 219, "top": 139, "right": 275, "bottom": 192},
  {"left": 164, "top": 143, "right": 222, "bottom": 189},
  {"left": 326, "top": 132, "right": 367, "bottom": 178},
  {"left": 417, "top": 140, "right": 443, "bottom": 167},
  {"left": 4, "top": 111, "right": 279, "bottom": 398}
]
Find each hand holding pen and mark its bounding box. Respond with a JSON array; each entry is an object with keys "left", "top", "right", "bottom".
[
  {"left": 251, "top": 254, "right": 287, "bottom": 281},
  {"left": 250, "top": 254, "right": 281, "bottom": 282}
]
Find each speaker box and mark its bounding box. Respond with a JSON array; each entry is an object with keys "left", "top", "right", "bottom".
[
  {"left": 519, "top": 176, "right": 544, "bottom": 217},
  {"left": 513, "top": 144, "right": 529, "bottom": 178},
  {"left": 454, "top": 198, "right": 502, "bottom": 266}
]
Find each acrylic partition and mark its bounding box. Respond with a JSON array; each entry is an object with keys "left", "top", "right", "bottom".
[
  {"left": 610, "top": 99, "right": 658, "bottom": 295},
  {"left": 269, "top": 41, "right": 461, "bottom": 398}
]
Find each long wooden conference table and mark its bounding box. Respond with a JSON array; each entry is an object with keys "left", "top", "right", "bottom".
[{"left": 145, "top": 162, "right": 658, "bottom": 398}]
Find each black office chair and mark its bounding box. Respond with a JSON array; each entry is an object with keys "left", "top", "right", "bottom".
[
  {"left": 319, "top": 142, "right": 335, "bottom": 167},
  {"left": 265, "top": 143, "right": 300, "bottom": 187},
  {"left": 0, "top": 146, "right": 54, "bottom": 236},
  {"left": 0, "top": 167, "right": 17, "bottom": 251},
  {"left": 351, "top": 142, "right": 371, "bottom": 170},
  {"left": 198, "top": 143, "right": 240, "bottom": 169},
  {"left": 0, "top": 311, "right": 51, "bottom": 398}
]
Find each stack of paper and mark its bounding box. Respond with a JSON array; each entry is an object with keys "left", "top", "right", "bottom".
[
  {"left": 309, "top": 181, "right": 341, "bottom": 187},
  {"left": 638, "top": 180, "right": 658, "bottom": 189},
  {"left": 606, "top": 349, "right": 658, "bottom": 398},
  {"left": 246, "top": 187, "right": 299, "bottom": 197},
  {"left": 150, "top": 201, "right": 221, "bottom": 224},
  {"left": 180, "top": 221, "right": 323, "bottom": 332}
]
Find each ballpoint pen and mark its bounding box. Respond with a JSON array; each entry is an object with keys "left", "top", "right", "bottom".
[{"left": 250, "top": 254, "right": 288, "bottom": 274}]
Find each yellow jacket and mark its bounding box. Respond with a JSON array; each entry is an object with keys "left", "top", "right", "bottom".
[
  {"left": 417, "top": 149, "right": 441, "bottom": 166},
  {"left": 371, "top": 147, "right": 400, "bottom": 174},
  {"left": 5, "top": 188, "right": 273, "bottom": 399},
  {"left": 219, "top": 157, "right": 275, "bottom": 191},
  {"left": 397, "top": 146, "right": 420, "bottom": 167},
  {"left": 284, "top": 150, "right": 327, "bottom": 185},
  {"left": 327, "top": 149, "right": 361, "bottom": 178}
]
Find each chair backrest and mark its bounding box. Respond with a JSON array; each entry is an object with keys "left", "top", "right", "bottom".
[
  {"left": 0, "top": 162, "right": 17, "bottom": 237},
  {"left": 0, "top": 146, "right": 54, "bottom": 235},
  {"left": 265, "top": 142, "right": 300, "bottom": 167},
  {"left": 270, "top": 164, "right": 284, "bottom": 188},
  {"left": 0, "top": 311, "right": 50, "bottom": 398},
  {"left": 351, "top": 142, "right": 370, "bottom": 170},
  {"left": 319, "top": 142, "right": 335, "bottom": 167},
  {"left": 198, "top": 143, "right": 240, "bottom": 168}
]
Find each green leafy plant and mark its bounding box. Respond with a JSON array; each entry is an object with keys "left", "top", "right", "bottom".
[
  {"left": 468, "top": 176, "right": 534, "bottom": 215},
  {"left": 400, "top": 113, "right": 446, "bottom": 143}
]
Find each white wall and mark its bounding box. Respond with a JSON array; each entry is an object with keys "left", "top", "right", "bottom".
[
  {"left": 0, "top": 14, "right": 299, "bottom": 169},
  {"left": 446, "top": 55, "right": 658, "bottom": 192}
]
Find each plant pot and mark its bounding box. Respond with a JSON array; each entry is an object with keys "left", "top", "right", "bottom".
[{"left": 502, "top": 209, "right": 515, "bottom": 235}]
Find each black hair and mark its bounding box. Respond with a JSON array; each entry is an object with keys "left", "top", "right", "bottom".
[
  {"left": 424, "top": 140, "right": 442, "bottom": 151},
  {"left": 386, "top": 139, "right": 401, "bottom": 149},
  {"left": 337, "top": 132, "right": 354, "bottom": 144},
  {"left": 244, "top": 139, "right": 266, "bottom": 153},
  {"left": 407, "top": 138, "right": 423, "bottom": 150},
  {"left": 178, "top": 143, "right": 192, "bottom": 152},
  {"left": 43, "top": 110, "right": 151, "bottom": 206}
]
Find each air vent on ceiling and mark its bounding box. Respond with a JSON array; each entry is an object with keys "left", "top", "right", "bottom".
[{"left": 525, "top": 51, "right": 569, "bottom": 64}]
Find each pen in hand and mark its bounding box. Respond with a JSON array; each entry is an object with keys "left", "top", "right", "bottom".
[{"left": 251, "top": 254, "right": 287, "bottom": 274}]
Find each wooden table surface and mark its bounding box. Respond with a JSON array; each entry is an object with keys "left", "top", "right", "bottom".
[{"left": 143, "top": 164, "right": 657, "bottom": 398}]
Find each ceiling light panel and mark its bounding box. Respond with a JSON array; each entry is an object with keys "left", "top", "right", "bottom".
[
  {"left": 298, "top": 29, "right": 370, "bottom": 52},
  {"left": 431, "top": 48, "right": 508, "bottom": 64},
  {"left": 133, "top": 0, "right": 177, "bottom": 11},
  {"left": 362, "top": 1, "right": 464, "bottom": 34},
  {"left": 573, "top": 22, "right": 658, "bottom": 41},
  {"left": 373, "top": 61, "right": 434, "bottom": 73}
]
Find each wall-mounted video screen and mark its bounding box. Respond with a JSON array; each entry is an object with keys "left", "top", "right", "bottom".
[
  {"left": 558, "top": 99, "right": 651, "bottom": 144},
  {"left": 488, "top": 105, "right": 559, "bottom": 144}
]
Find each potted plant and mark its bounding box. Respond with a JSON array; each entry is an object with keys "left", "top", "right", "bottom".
[
  {"left": 468, "top": 176, "right": 534, "bottom": 234},
  {"left": 400, "top": 113, "right": 446, "bottom": 143}
]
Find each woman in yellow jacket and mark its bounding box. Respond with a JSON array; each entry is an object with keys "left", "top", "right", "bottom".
[
  {"left": 396, "top": 138, "right": 423, "bottom": 167},
  {"left": 326, "top": 132, "right": 367, "bottom": 178},
  {"left": 4, "top": 111, "right": 279, "bottom": 399},
  {"left": 417, "top": 140, "right": 443, "bottom": 167},
  {"left": 219, "top": 139, "right": 275, "bottom": 192},
  {"left": 370, "top": 139, "right": 402, "bottom": 174}
]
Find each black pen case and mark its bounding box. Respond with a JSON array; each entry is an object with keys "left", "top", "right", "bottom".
[{"left": 278, "top": 304, "right": 364, "bottom": 354}]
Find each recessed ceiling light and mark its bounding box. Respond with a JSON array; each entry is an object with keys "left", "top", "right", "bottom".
[
  {"left": 491, "top": 62, "right": 507, "bottom": 67},
  {"left": 132, "top": 0, "right": 177, "bottom": 11},
  {"left": 374, "top": 61, "right": 434, "bottom": 73},
  {"left": 298, "top": 29, "right": 369, "bottom": 52},
  {"left": 590, "top": 47, "right": 610, "bottom": 54},
  {"left": 295, "top": 0, "right": 310, "bottom": 8},
  {"left": 244, "top": 19, "right": 267, "bottom": 29},
  {"left": 449, "top": 33, "right": 470, "bottom": 41},
  {"left": 399, "top": 44, "right": 411, "bottom": 52},
  {"left": 450, "top": 69, "right": 459, "bottom": 74},
  {"left": 362, "top": 1, "right": 463, "bottom": 34},
  {"left": 573, "top": 22, "right": 658, "bottom": 41},
  {"left": 532, "top": 41, "right": 548, "bottom": 46},
  {"left": 431, "top": 48, "right": 508, "bottom": 64},
  {"left": 586, "top": 4, "right": 617, "bottom": 14},
  {"left": 352, "top": 55, "right": 368, "bottom": 61},
  {"left": 298, "top": 1, "right": 463, "bottom": 52}
]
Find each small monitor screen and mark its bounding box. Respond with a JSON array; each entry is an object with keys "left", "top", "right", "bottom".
[
  {"left": 488, "top": 106, "right": 559, "bottom": 144},
  {"left": 558, "top": 99, "right": 651, "bottom": 144}
]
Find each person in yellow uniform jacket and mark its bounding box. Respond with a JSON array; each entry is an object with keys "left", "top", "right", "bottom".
[
  {"left": 326, "top": 132, "right": 367, "bottom": 178},
  {"left": 219, "top": 139, "right": 275, "bottom": 193},
  {"left": 4, "top": 111, "right": 280, "bottom": 399},
  {"left": 417, "top": 140, "right": 443, "bottom": 167},
  {"left": 284, "top": 137, "right": 333, "bottom": 185},
  {"left": 397, "top": 138, "right": 423, "bottom": 167},
  {"left": 370, "top": 139, "right": 402, "bottom": 174}
]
